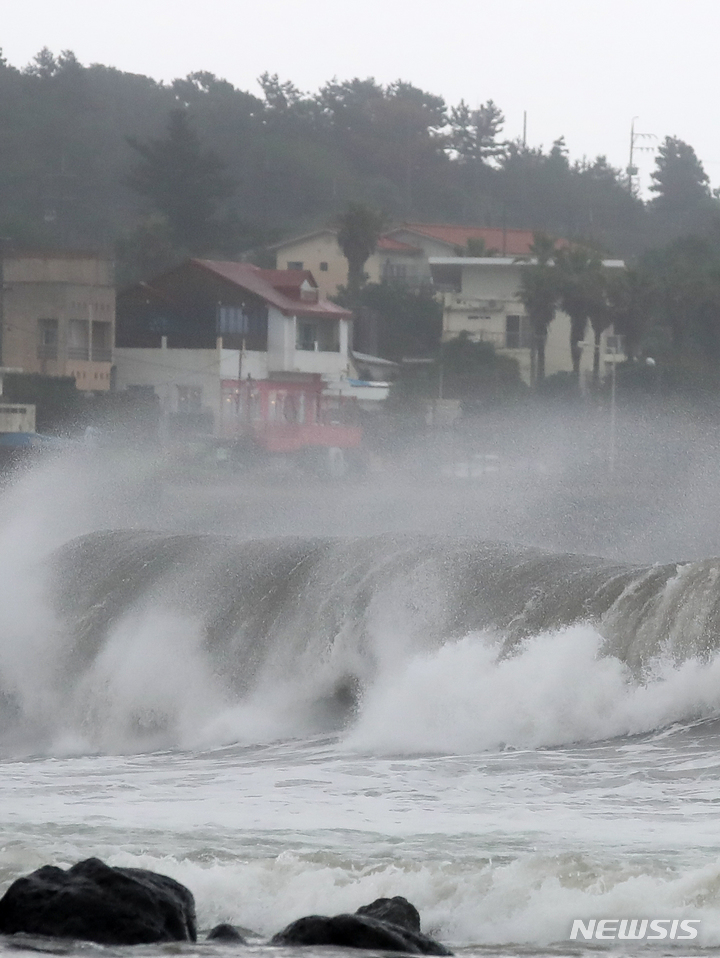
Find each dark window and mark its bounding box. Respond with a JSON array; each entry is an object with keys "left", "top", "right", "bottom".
[
  {"left": 287, "top": 261, "right": 303, "bottom": 271},
  {"left": 37, "top": 319, "right": 58, "bottom": 359},
  {"left": 148, "top": 312, "right": 175, "bottom": 335},
  {"left": 217, "top": 306, "right": 249, "bottom": 336},
  {"left": 384, "top": 263, "right": 407, "bottom": 280},
  {"left": 505, "top": 315, "right": 532, "bottom": 349},
  {"left": 297, "top": 322, "right": 318, "bottom": 351},
  {"left": 319, "top": 262, "right": 329, "bottom": 272}
]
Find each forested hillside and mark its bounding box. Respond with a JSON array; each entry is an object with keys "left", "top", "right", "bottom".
[{"left": 1, "top": 48, "right": 718, "bottom": 285}]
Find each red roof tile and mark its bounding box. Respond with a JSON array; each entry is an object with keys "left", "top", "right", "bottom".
[
  {"left": 376, "top": 236, "right": 422, "bottom": 253},
  {"left": 388, "top": 224, "right": 549, "bottom": 256},
  {"left": 192, "top": 260, "right": 351, "bottom": 319}
]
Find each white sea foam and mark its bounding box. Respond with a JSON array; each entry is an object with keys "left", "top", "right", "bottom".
[
  {"left": 346, "top": 626, "right": 720, "bottom": 754},
  {"left": 67, "top": 846, "right": 720, "bottom": 947}
]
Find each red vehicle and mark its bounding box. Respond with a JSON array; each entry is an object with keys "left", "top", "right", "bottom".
[{"left": 220, "top": 374, "right": 362, "bottom": 476}]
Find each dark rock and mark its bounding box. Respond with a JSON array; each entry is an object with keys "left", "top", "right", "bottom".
[
  {"left": 356, "top": 896, "right": 421, "bottom": 933},
  {"left": 270, "top": 913, "right": 452, "bottom": 955},
  {"left": 0, "top": 857, "right": 196, "bottom": 945},
  {"left": 207, "top": 923, "right": 246, "bottom": 943}
]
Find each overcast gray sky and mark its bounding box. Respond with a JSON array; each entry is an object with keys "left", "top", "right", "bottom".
[{"left": 3, "top": 0, "right": 718, "bottom": 195}]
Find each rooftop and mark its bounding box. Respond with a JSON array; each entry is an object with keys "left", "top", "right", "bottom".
[
  {"left": 390, "top": 224, "right": 542, "bottom": 256},
  {"left": 193, "top": 260, "right": 352, "bottom": 319}
]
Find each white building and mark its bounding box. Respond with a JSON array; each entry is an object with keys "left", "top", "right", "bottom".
[{"left": 429, "top": 256, "right": 626, "bottom": 385}]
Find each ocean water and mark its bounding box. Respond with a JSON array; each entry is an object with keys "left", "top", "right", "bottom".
[{"left": 3, "top": 445, "right": 720, "bottom": 956}]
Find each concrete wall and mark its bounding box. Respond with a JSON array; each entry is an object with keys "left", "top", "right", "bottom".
[
  {"left": 5, "top": 254, "right": 113, "bottom": 287},
  {"left": 2, "top": 253, "right": 114, "bottom": 390},
  {"left": 219, "top": 348, "right": 267, "bottom": 381},
  {"left": 114, "top": 344, "right": 222, "bottom": 421},
  {"left": 267, "top": 308, "right": 296, "bottom": 373}
]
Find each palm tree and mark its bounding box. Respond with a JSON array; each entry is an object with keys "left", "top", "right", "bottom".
[
  {"left": 517, "top": 233, "right": 559, "bottom": 385},
  {"left": 336, "top": 204, "right": 386, "bottom": 303},
  {"left": 555, "top": 246, "right": 607, "bottom": 381},
  {"left": 605, "top": 267, "right": 652, "bottom": 363}
]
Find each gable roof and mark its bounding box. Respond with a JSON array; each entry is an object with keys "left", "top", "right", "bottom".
[
  {"left": 193, "top": 260, "right": 351, "bottom": 319},
  {"left": 270, "top": 228, "right": 421, "bottom": 256},
  {"left": 387, "top": 224, "right": 541, "bottom": 256},
  {"left": 268, "top": 229, "right": 338, "bottom": 251}
]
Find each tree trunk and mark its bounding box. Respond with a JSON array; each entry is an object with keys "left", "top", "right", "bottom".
[
  {"left": 592, "top": 327, "right": 602, "bottom": 385},
  {"left": 347, "top": 259, "right": 364, "bottom": 303},
  {"left": 570, "top": 316, "right": 586, "bottom": 379},
  {"left": 536, "top": 332, "right": 546, "bottom": 384}
]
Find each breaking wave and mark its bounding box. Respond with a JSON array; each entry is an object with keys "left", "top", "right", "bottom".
[{"left": 2, "top": 526, "right": 720, "bottom": 756}]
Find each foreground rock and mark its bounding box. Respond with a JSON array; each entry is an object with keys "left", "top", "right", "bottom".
[
  {"left": 271, "top": 911, "right": 451, "bottom": 955},
  {"left": 207, "top": 922, "right": 247, "bottom": 942},
  {"left": 356, "top": 896, "right": 421, "bottom": 933},
  {"left": 0, "top": 858, "right": 196, "bottom": 945}
]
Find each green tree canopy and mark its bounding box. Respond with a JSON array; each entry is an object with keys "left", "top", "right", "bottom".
[
  {"left": 350, "top": 282, "right": 442, "bottom": 360},
  {"left": 336, "top": 203, "right": 386, "bottom": 301},
  {"left": 648, "top": 136, "right": 715, "bottom": 239},
  {"left": 650, "top": 136, "right": 710, "bottom": 208},
  {"left": 449, "top": 99, "right": 505, "bottom": 164},
  {"left": 517, "top": 233, "right": 560, "bottom": 385},
  {"left": 126, "top": 109, "right": 235, "bottom": 249},
  {"left": 555, "top": 245, "right": 607, "bottom": 380}
]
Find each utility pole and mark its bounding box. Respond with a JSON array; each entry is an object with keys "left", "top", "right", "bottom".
[
  {"left": 627, "top": 117, "right": 656, "bottom": 194},
  {"left": 0, "top": 237, "right": 8, "bottom": 368}
]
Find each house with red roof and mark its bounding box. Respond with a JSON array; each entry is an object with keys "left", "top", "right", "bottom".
[
  {"left": 114, "top": 259, "right": 358, "bottom": 438},
  {"left": 270, "top": 223, "right": 545, "bottom": 299},
  {"left": 384, "top": 224, "right": 540, "bottom": 258},
  {"left": 270, "top": 228, "right": 427, "bottom": 299}
]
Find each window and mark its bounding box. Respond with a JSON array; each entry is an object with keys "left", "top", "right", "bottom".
[
  {"left": 37, "top": 319, "right": 58, "bottom": 360},
  {"left": 68, "top": 319, "right": 90, "bottom": 360},
  {"left": 91, "top": 321, "right": 112, "bottom": 362},
  {"left": 319, "top": 262, "right": 328, "bottom": 272},
  {"left": 217, "top": 306, "right": 249, "bottom": 336},
  {"left": 287, "top": 261, "right": 303, "bottom": 271},
  {"left": 384, "top": 263, "right": 407, "bottom": 281},
  {"left": 297, "top": 322, "right": 318, "bottom": 351},
  {"left": 505, "top": 315, "right": 532, "bottom": 349}
]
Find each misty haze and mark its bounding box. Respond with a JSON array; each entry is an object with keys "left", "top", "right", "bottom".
[{"left": 2, "top": 4, "right": 720, "bottom": 956}]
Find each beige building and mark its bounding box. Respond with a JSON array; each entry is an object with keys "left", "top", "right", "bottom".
[
  {"left": 1, "top": 250, "right": 114, "bottom": 391},
  {"left": 429, "top": 256, "right": 626, "bottom": 385},
  {"left": 271, "top": 224, "right": 544, "bottom": 299},
  {"left": 270, "top": 229, "right": 426, "bottom": 299}
]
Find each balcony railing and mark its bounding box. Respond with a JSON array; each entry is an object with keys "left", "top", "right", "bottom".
[
  {"left": 66, "top": 346, "right": 113, "bottom": 362},
  {"left": 67, "top": 346, "right": 90, "bottom": 361}
]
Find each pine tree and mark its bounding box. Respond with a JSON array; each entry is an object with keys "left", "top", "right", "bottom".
[
  {"left": 649, "top": 136, "right": 710, "bottom": 214},
  {"left": 126, "top": 109, "right": 234, "bottom": 250}
]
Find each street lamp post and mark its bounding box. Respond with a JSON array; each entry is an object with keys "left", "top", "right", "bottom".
[
  {"left": 578, "top": 337, "right": 622, "bottom": 476},
  {"left": 608, "top": 340, "right": 617, "bottom": 477}
]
